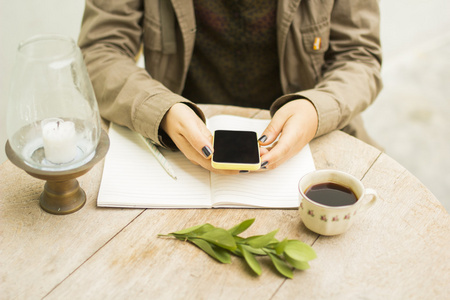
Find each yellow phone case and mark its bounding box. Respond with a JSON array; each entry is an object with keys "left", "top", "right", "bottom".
[
  {"left": 211, "top": 130, "right": 261, "bottom": 171},
  {"left": 211, "top": 159, "right": 261, "bottom": 171}
]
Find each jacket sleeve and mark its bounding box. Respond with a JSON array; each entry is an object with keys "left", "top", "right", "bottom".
[
  {"left": 271, "top": 0, "right": 383, "bottom": 138},
  {"left": 78, "top": 0, "right": 203, "bottom": 148}
]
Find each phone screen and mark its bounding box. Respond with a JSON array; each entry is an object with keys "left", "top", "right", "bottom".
[{"left": 212, "top": 130, "right": 260, "bottom": 167}]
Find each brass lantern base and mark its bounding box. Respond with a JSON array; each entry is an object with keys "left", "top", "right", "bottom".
[
  {"left": 5, "top": 129, "right": 109, "bottom": 215},
  {"left": 40, "top": 178, "right": 87, "bottom": 214}
]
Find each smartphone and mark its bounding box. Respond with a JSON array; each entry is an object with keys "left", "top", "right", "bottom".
[{"left": 211, "top": 130, "right": 261, "bottom": 171}]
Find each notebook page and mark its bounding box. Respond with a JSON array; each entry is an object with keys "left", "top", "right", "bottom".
[
  {"left": 97, "top": 123, "right": 211, "bottom": 208},
  {"left": 207, "top": 114, "right": 269, "bottom": 136},
  {"left": 206, "top": 115, "right": 316, "bottom": 208},
  {"left": 211, "top": 144, "right": 315, "bottom": 208}
]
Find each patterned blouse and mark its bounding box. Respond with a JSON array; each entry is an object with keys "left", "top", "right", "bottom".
[{"left": 182, "top": 0, "right": 283, "bottom": 110}]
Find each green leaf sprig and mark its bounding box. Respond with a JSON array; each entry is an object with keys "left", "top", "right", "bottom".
[{"left": 158, "top": 218, "right": 316, "bottom": 278}]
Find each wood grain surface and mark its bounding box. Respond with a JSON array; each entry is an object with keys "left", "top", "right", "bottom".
[{"left": 1, "top": 105, "right": 449, "bottom": 299}]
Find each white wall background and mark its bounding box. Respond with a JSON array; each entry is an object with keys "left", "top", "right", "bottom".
[
  {"left": 0, "top": 0, "right": 85, "bottom": 164},
  {"left": 363, "top": 0, "right": 450, "bottom": 212}
]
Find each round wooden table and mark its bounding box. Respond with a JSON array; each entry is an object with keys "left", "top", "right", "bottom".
[{"left": 1, "top": 105, "right": 449, "bottom": 299}]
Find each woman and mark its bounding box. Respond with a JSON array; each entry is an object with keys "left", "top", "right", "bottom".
[{"left": 78, "top": 0, "right": 382, "bottom": 173}]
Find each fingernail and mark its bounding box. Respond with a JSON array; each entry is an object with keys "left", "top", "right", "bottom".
[
  {"left": 239, "top": 170, "right": 249, "bottom": 174},
  {"left": 202, "top": 146, "right": 212, "bottom": 158},
  {"left": 261, "top": 161, "right": 268, "bottom": 168},
  {"left": 258, "top": 135, "right": 267, "bottom": 143}
]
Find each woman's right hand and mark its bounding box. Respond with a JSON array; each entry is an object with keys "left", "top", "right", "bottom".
[{"left": 160, "top": 103, "right": 238, "bottom": 174}]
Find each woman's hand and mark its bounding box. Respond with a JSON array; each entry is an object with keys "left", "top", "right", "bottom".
[
  {"left": 160, "top": 103, "right": 238, "bottom": 174},
  {"left": 258, "top": 99, "right": 318, "bottom": 170}
]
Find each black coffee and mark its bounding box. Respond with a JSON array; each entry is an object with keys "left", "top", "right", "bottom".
[{"left": 305, "top": 182, "right": 357, "bottom": 207}]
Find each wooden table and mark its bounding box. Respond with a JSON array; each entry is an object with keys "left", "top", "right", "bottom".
[{"left": 1, "top": 105, "right": 449, "bottom": 299}]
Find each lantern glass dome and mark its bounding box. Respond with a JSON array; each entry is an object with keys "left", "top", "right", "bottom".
[{"left": 6, "top": 34, "right": 101, "bottom": 171}]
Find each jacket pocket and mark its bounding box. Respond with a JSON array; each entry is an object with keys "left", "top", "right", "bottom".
[{"left": 301, "top": 20, "right": 330, "bottom": 79}]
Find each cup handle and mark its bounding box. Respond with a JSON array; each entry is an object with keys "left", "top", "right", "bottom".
[{"left": 359, "top": 188, "right": 378, "bottom": 212}]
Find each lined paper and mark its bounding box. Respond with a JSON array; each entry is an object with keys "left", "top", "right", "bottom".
[
  {"left": 97, "top": 115, "right": 315, "bottom": 208},
  {"left": 98, "top": 123, "right": 211, "bottom": 208},
  {"left": 211, "top": 145, "right": 314, "bottom": 208},
  {"left": 207, "top": 115, "right": 315, "bottom": 208}
]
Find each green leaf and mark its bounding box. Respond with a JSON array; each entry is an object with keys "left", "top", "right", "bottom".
[
  {"left": 212, "top": 245, "right": 233, "bottom": 263},
  {"left": 190, "top": 238, "right": 231, "bottom": 264},
  {"left": 172, "top": 223, "right": 215, "bottom": 236},
  {"left": 275, "top": 238, "right": 288, "bottom": 255},
  {"left": 239, "top": 245, "right": 262, "bottom": 276},
  {"left": 158, "top": 219, "right": 316, "bottom": 279},
  {"left": 230, "top": 247, "right": 243, "bottom": 257},
  {"left": 284, "top": 254, "right": 310, "bottom": 270},
  {"left": 242, "top": 245, "right": 266, "bottom": 256},
  {"left": 268, "top": 253, "right": 293, "bottom": 279},
  {"left": 199, "top": 228, "right": 237, "bottom": 251},
  {"left": 263, "top": 248, "right": 277, "bottom": 255},
  {"left": 246, "top": 229, "right": 279, "bottom": 249},
  {"left": 228, "top": 218, "right": 255, "bottom": 236},
  {"left": 284, "top": 240, "right": 317, "bottom": 262},
  {"left": 233, "top": 235, "right": 245, "bottom": 242}
]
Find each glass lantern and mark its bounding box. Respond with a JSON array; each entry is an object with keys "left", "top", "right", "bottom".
[{"left": 6, "top": 34, "right": 101, "bottom": 171}]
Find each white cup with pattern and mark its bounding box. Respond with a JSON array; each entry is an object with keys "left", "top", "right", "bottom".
[{"left": 298, "top": 169, "right": 378, "bottom": 236}]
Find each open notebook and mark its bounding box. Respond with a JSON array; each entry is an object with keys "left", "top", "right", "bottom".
[{"left": 97, "top": 115, "right": 315, "bottom": 208}]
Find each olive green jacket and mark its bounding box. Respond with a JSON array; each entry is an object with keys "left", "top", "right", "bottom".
[{"left": 78, "top": 0, "right": 382, "bottom": 147}]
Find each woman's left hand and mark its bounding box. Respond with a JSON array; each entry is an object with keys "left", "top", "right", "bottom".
[{"left": 258, "top": 99, "right": 318, "bottom": 170}]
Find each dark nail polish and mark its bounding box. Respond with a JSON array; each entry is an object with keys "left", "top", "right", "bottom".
[
  {"left": 258, "top": 135, "right": 268, "bottom": 143},
  {"left": 239, "top": 170, "right": 249, "bottom": 173},
  {"left": 202, "top": 146, "right": 212, "bottom": 158},
  {"left": 261, "top": 161, "right": 268, "bottom": 168}
]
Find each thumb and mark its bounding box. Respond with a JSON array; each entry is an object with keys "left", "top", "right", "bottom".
[
  {"left": 183, "top": 118, "right": 213, "bottom": 158},
  {"left": 258, "top": 113, "right": 289, "bottom": 145},
  {"left": 197, "top": 122, "right": 214, "bottom": 158}
]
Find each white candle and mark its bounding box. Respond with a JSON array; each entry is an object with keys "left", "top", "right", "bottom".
[{"left": 42, "top": 118, "right": 77, "bottom": 164}]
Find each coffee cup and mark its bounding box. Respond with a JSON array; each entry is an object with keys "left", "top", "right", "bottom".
[{"left": 298, "top": 169, "right": 377, "bottom": 236}]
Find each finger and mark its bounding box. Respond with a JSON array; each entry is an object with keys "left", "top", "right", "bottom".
[
  {"left": 259, "top": 146, "right": 270, "bottom": 156},
  {"left": 258, "top": 110, "right": 291, "bottom": 146},
  {"left": 174, "top": 109, "right": 213, "bottom": 159},
  {"left": 259, "top": 122, "right": 305, "bottom": 170},
  {"left": 165, "top": 103, "right": 214, "bottom": 159},
  {"left": 259, "top": 142, "right": 292, "bottom": 170},
  {"left": 186, "top": 119, "right": 214, "bottom": 159},
  {"left": 171, "top": 134, "right": 237, "bottom": 174}
]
